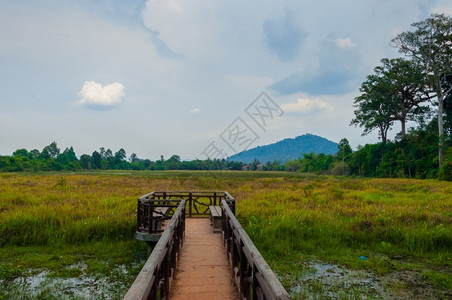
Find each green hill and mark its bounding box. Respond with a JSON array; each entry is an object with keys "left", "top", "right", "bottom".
[{"left": 227, "top": 133, "right": 338, "bottom": 164}]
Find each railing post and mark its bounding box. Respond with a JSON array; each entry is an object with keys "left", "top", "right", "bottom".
[
  {"left": 137, "top": 198, "right": 141, "bottom": 232},
  {"left": 252, "top": 264, "right": 258, "bottom": 300},
  {"left": 149, "top": 201, "right": 154, "bottom": 233},
  {"left": 151, "top": 270, "right": 157, "bottom": 299},
  {"left": 164, "top": 249, "right": 170, "bottom": 300},
  {"left": 239, "top": 242, "right": 246, "bottom": 298},
  {"left": 188, "top": 192, "right": 192, "bottom": 218}
]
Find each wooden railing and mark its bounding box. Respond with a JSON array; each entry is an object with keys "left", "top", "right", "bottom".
[
  {"left": 139, "top": 191, "right": 235, "bottom": 219},
  {"left": 128, "top": 192, "right": 288, "bottom": 299},
  {"left": 124, "top": 199, "right": 186, "bottom": 300},
  {"left": 221, "top": 200, "right": 289, "bottom": 300},
  {"left": 137, "top": 198, "right": 181, "bottom": 235}
]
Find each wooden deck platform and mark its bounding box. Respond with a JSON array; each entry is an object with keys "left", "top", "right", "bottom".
[{"left": 170, "top": 218, "right": 239, "bottom": 300}]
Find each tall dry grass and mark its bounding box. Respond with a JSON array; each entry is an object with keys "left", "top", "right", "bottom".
[{"left": 0, "top": 171, "right": 451, "bottom": 287}]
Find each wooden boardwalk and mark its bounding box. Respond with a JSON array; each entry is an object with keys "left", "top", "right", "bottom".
[
  {"left": 126, "top": 191, "right": 289, "bottom": 300},
  {"left": 170, "top": 218, "right": 239, "bottom": 300}
]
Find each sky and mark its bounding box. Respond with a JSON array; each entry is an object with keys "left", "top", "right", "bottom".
[{"left": 1, "top": 0, "right": 452, "bottom": 161}]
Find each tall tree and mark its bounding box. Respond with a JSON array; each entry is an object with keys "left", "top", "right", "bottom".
[
  {"left": 392, "top": 13, "right": 452, "bottom": 167},
  {"left": 114, "top": 148, "right": 126, "bottom": 168},
  {"left": 443, "top": 74, "right": 452, "bottom": 137},
  {"left": 352, "top": 58, "right": 434, "bottom": 142},
  {"left": 91, "top": 151, "right": 102, "bottom": 169},
  {"left": 114, "top": 148, "right": 126, "bottom": 161},
  {"left": 130, "top": 153, "right": 139, "bottom": 163},
  {"left": 43, "top": 142, "right": 60, "bottom": 158},
  {"left": 56, "top": 147, "right": 77, "bottom": 168},
  {"left": 30, "top": 149, "right": 40, "bottom": 160},
  {"left": 374, "top": 58, "right": 433, "bottom": 139},
  {"left": 62, "top": 147, "right": 77, "bottom": 162},
  {"left": 80, "top": 154, "right": 91, "bottom": 170},
  {"left": 105, "top": 149, "right": 113, "bottom": 158},
  {"left": 351, "top": 73, "right": 394, "bottom": 143},
  {"left": 99, "top": 147, "right": 106, "bottom": 158},
  {"left": 39, "top": 148, "right": 51, "bottom": 160},
  {"left": 337, "top": 138, "right": 352, "bottom": 162},
  {"left": 165, "top": 154, "right": 181, "bottom": 170}
]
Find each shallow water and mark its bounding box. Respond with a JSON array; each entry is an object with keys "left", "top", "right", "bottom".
[
  {"left": 289, "top": 260, "right": 388, "bottom": 299},
  {"left": 3, "top": 263, "right": 136, "bottom": 299}
]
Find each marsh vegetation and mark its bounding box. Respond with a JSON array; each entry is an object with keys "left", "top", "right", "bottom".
[{"left": 0, "top": 171, "right": 451, "bottom": 299}]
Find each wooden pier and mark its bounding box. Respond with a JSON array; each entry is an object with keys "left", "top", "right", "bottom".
[
  {"left": 124, "top": 191, "right": 289, "bottom": 300},
  {"left": 170, "top": 218, "right": 238, "bottom": 299}
]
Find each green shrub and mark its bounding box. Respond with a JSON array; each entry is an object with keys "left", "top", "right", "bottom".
[{"left": 438, "top": 161, "right": 452, "bottom": 181}]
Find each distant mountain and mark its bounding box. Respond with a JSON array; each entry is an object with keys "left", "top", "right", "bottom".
[{"left": 227, "top": 133, "right": 338, "bottom": 164}]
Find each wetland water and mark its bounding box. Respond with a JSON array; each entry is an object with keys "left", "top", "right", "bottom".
[{"left": 1, "top": 261, "right": 143, "bottom": 299}]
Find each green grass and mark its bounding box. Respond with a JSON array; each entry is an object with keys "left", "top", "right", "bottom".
[
  {"left": 232, "top": 175, "right": 451, "bottom": 297},
  {"left": 422, "top": 270, "right": 452, "bottom": 289},
  {"left": 0, "top": 171, "right": 451, "bottom": 298}
]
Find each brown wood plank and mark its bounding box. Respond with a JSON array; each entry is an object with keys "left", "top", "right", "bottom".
[{"left": 170, "top": 218, "right": 239, "bottom": 299}]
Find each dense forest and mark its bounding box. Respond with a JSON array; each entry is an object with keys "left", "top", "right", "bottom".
[
  {"left": 0, "top": 142, "right": 245, "bottom": 172},
  {"left": 1, "top": 14, "right": 451, "bottom": 180},
  {"left": 1, "top": 129, "right": 450, "bottom": 180}
]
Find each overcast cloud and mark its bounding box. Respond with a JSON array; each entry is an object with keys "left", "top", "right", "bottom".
[
  {"left": 1, "top": 0, "right": 451, "bottom": 160},
  {"left": 263, "top": 8, "right": 307, "bottom": 62}
]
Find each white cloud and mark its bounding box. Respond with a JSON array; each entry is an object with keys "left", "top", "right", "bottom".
[
  {"left": 78, "top": 81, "right": 125, "bottom": 108},
  {"left": 336, "top": 37, "right": 356, "bottom": 49},
  {"left": 280, "top": 98, "right": 333, "bottom": 116},
  {"left": 189, "top": 108, "right": 200, "bottom": 114}
]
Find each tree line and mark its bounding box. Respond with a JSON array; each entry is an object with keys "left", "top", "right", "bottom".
[
  {"left": 283, "top": 132, "right": 451, "bottom": 180},
  {"left": 346, "top": 13, "right": 451, "bottom": 180},
  {"left": 0, "top": 141, "right": 247, "bottom": 172},
  {"left": 0, "top": 136, "right": 450, "bottom": 180}
]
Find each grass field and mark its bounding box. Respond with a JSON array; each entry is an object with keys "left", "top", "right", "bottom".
[{"left": 0, "top": 171, "right": 451, "bottom": 299}]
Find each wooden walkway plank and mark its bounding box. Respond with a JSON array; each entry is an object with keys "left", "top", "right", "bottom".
[{"left": 170, "top": 218, "right": 239, "bottom": 300}]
